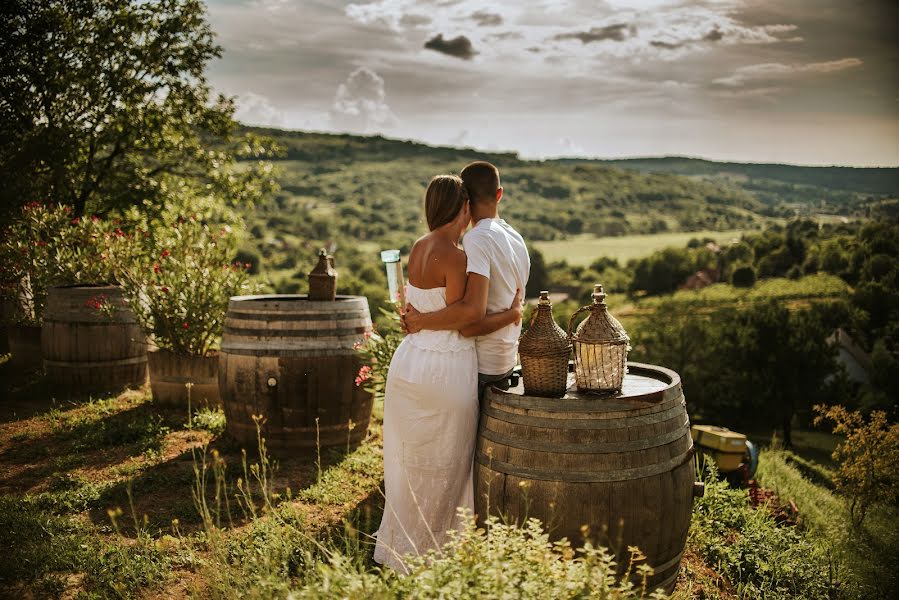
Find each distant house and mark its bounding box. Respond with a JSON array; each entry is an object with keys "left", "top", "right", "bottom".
[
  {"left": 679, "top": 268, "right": 720, "bottom": 291},
  {"left": 828, "top": 328, "right": 871, "bottom": 384}
]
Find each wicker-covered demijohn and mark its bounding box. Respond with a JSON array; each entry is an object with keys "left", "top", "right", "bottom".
[
  {"left": 568, "top": 284, "right": 630, "bottom": 394},
  {"left": 308, "top": 249, "right": 337, "bottom": 301},
  {"left": 519, "top": 291, "right": 572, "bottom": 397}
]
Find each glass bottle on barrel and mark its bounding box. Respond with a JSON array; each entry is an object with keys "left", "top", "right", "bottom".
[
  {"left": 518, "top": 291, "right": 572, "bottom": 397},
  {"left": 568, "top": 284, "right": 630, "bottom": 393}
]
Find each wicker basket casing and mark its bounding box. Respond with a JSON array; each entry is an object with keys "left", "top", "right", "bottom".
[
  {"left": 568, "top": 284, "right": 629, "bottom": 393},
  {"left": 519, "top": 291, "right": 571, "bottom": 397}
]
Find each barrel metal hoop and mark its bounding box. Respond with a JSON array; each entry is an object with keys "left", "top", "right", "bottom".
[
  {"left": 44, "top": 355, "right": 148, "bottom": 368},
  {"left": 219, "top": 345, "right": 358, "bottom": 357},
  {"left": 648, "top": 548, "right": 685, "bottom": 575},
  {"left": 43, "top": 318, "right": 139, "bottom": 325},
  {"left": 153, "top": 375, "right": 217, "bottom": 385},
  {"left": 479, "top": 420, "right": 689, "bottom": 454},
  {"left": 489, "top": 388, "right": 683, "bottom": 416},
  {"left": 225, "top": 311, "right": 367, "bottom": 322},
  {"left": 223, "top": 326, "right": 368, "bottom": 338},
  {"left": 482, "top": 398, "right": 685, "bottom": 430},
  {"left": 475, "top": 444, "right": 694, "bottom": 482}
]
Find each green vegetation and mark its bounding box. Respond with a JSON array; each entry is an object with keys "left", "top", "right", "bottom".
[
  {"left": 757, "top": 448, "right": 899, "bottom": 599},
  {"left": 536, "top": 229, "right": 750, "bottom": 266},
  {"left": 688, "top": 465, "right": 836, "bottom": 599}
]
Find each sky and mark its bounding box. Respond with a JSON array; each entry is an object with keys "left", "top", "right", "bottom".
[{"left": 205, "top": 0, "right": 899, "bottom": 166}]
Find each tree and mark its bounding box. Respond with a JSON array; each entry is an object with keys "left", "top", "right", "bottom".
[
  {"left": 525, "top": 245, "right": 550, "bottom": 297},
  {"left": 0, "top": 0, "right": 276, "bottom": 219},
  {"left": 814, "top": 405, "right": 899, "bottom": 525}
]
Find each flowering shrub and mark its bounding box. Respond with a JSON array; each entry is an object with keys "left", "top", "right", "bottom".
[
  {"left": 355, "top": 308, "right": 403, "bottom": 399},
  {"left": 51, "top": 213, "right": 118, "bottom": 285},
  {"left": 0, "top": 202, "right": 131, "bottom": 324},
  {"left": 114, "top": 197, "right": 259, "bottom": 356}
]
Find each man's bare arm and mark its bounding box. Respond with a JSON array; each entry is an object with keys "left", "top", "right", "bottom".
[
  {"left": 404, "top": 274, "right": 490, "bottom": 332},
  {"left": 459, "top": 288, "right": 523, "bottom": 338}
]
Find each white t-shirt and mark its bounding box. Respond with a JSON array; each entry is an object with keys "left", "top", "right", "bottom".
[{"left": 462, "top": 218, "right": 530, "bottom": 375}]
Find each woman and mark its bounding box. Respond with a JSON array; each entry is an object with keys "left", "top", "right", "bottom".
[{"left": 373, "top": 175, "right": 522, "bottom": 572}]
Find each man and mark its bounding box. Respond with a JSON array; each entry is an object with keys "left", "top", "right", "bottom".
[{"left": 403, "top": 161, "right": 530, "bottom": 399}]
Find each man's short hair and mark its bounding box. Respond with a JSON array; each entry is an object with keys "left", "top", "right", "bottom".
[{"left": 460, "top": 161, "right": 500, "bottom": 204}]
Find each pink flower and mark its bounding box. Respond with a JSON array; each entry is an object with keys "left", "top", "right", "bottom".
[
  {"left": 161, "top": 249, "right": 170, "bottom": 259},
  {"left": 182, "top": 322, "right": 189, "bottom": 329},
  {"left": 354, "top": 365, "right": 372, "bottom": 386},
  {"left": 244, "top": 262, "right": 252, "bottom": 269},
  {"left": 153, "top": 263, "right": 161, "bottom": 274},
  {"left": 160, "top": 286, "right": 169, "bottom": 293},
  {"left": 71, "top": 217, "right": 81, "bottom": 224}
]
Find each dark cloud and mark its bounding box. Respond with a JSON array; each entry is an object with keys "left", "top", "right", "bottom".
[
  {"left": 424, "top": 34, "right": 477, "bottom": 60},
  {"left": 488, "top": 31, "right": 522, "bottom": 40},
  {"left": 400, "top": 14, "right": 431, "bottom": 28},
  {"left": 470, "top": 11, "right": 502, "bottom": 27},
  {"left": 651, "top": 40, "right": 683, "bottom": 50},
  {"left": 704, "top": 28, "right": 724, "bottom": 42},
  {"left": 553, "top": 23, "right": 631, "bottom": 44}
]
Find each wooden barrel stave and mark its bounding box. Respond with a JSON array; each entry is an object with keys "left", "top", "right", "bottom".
[
  {"left": 219, "top": 295, "right": 373, "bottom": 453},
  {"left": 475, "top": 363, "right": 694, "bottom": 593},
  {"left": 41, "top": 286, "right": 147, "bottom": 395}
]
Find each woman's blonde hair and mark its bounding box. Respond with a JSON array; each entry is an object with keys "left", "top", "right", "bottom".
[{"left": 424, "top": 175, "right": 469, "bottom": 231}]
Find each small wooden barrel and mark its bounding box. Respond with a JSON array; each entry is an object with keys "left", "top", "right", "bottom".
[
  {"left": 218, "top": 295, "right": 374, "bottom": 453},
  {"left": 148, "top": 348, "right": 221, "bottom": 409},
  {"left": 475, "top": 363, "right": 695, "bottom": 593},
  {"left": 41, "top": 285, "right": 147, "bottom": 396}
]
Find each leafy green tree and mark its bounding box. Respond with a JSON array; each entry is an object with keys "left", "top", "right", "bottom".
[
  {"left": 731, "top": 265, "right": 756, "bottom": 288},
  {"left": 525, "top": 245, "right": 550, "bottom": 297},
  {"left": 0, "top": 0, "right": 276, "bottom": 219}
]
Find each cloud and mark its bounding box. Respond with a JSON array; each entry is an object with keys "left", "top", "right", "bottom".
[
  {"left": 650, "top": 40, "right": 682, "bottom": 50},
  {"left": 234, "top": 92, "right": 286, "bottom": 127},
  {"left": 703, "top": 28, "right": 724, "bottom": 42},
  {"left": 400, "top": 14, "right": 431, "bottom": 28},
  {"left": 553, "top": 23, "right": 631, "bottom": 44},
  {"left": 329, "top": 67, "right": 396, "bottom": 133},
  {"left": 424, "top": 34, "right": 477, "bottom": 60},
  {"left": 715, "top": 57, "right": 863, "bottom": 86},
  {"left": 470, "top": 11, "right": 502, "bottom": 27}
]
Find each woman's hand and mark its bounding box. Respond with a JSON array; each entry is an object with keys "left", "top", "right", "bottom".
[{"left": 401, "top": 305, "right": 423, "bottom": 334}]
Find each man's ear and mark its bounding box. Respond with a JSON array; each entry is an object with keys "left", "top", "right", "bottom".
[{"left": 496, "top": 187, "right": 504, "bottom": 204}]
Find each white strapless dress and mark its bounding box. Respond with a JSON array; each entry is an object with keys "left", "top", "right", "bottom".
[{"left": 373, "top": 284, "right": 479, "bottom": 573}]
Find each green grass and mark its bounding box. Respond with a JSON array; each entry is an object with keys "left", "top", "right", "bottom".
[
  {"left": 631, "top": 274, "right": 850, "bottom": 310},
  {"left": 535, "top": 229, "right": 753, "bottom": 266},
  {"left": 757, "top": 449, "right": 899, "bottom": 599}
]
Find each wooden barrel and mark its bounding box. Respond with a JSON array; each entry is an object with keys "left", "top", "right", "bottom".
[
  {"left": 218, "top": 294, "right": 374, "bottom": 453},
  {"left": 148, "top": 348, "right": 221, "bottom": 409},
  {"left": 475, "top": 362, "right": 696, "bottom": 593},
  {"left": 41, "top": 285, "right": 147, "bottom": 396},
  {"left": 8, "top": 324, "right": 42, "bottom": 370}
]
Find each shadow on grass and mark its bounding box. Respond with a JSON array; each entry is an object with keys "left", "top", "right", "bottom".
[{"left": 82, "top": 430, "right": 373, "bottom": 537}]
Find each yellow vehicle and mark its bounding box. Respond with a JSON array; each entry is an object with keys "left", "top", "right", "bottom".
[{"left": 691, "top": 425, "right": 757, "bottom": 476}]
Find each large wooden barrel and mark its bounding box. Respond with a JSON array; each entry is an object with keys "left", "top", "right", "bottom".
[
  {"left": 42, "top": 285, "right": 147, "bottom": 396},
  {"left": 218, "top": 294, "right": 374, "bottom": 453},
  {"left": 475, "top": 362, "right": 696, "bottom": 593}
]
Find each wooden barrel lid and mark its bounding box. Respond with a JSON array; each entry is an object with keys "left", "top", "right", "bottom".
[{"left": 490, "top": 362, "right": 681, "bottom": 412}]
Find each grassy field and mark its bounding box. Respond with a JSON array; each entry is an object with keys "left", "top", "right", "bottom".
[
  {"left": 534, "top": 229, "right": 753, "bottom": 266},
  {"left": 3, "top": 350, "right": 892, "bottom": 598}
]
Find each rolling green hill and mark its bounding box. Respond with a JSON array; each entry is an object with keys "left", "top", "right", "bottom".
[{"left": 249, "top": 128, "right": 896, "bottom": 254}]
